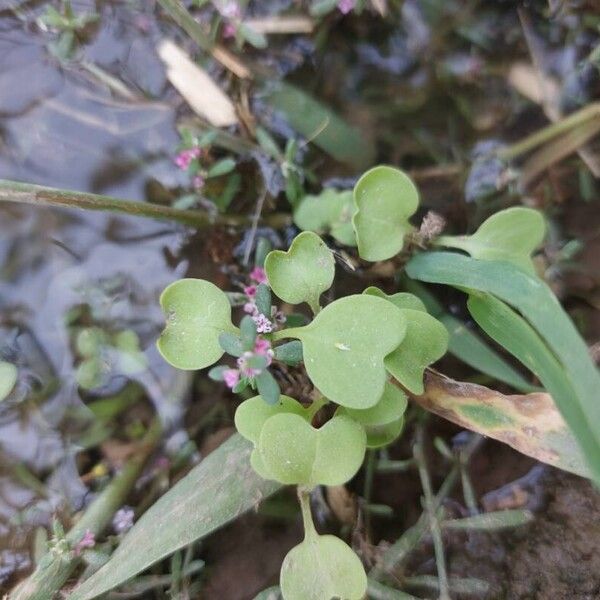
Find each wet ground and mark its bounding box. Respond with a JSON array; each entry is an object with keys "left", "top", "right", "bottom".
[{"left": 1, "top": 1, "right": 600, "bottom": 598}]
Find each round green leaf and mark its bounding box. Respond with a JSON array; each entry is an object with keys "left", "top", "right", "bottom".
[
  {"left": 338, "top": 381, "right": 407, "bottom": 426},
  {"left": 258, "top": 413, "right": 366, "bottom": 486},
  {"left": 157, "top": 279, "right": 236, "bottom": 370},
  {"left": 288, "top": 295, "right": 406, "bottom": 409},
  {"left": 384, "top": 309, "right": 449, "bottom": 394},
  {"left": 235, "top": 395, "right": 308, "bottom": 445},
  {"left": 0, "top": 362, "right": 18, "bottom": 402},
  {"left": 352, "top": 166, "right": 419, "bottom": 261},
  {"left": 280, "top": 535, "right": 367, "bottom": 600},
  {"left": 337, "top": 381, "right": 407, "bottom": 448},
  {"left": 265, "top": 232, "right": 335, "bottom": 313},
  {"left": 437, "top": 207, "right": 546, "bottom": 274},
  {"left": 364, "top": 286, "right": 426, "bottom": 312},
  {"left": 293, "top": 189, "right": 357, "bottom": 246}
]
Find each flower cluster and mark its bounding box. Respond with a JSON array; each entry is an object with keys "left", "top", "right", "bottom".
[
  {"left": 219, "top": 1, "right": 241, "bottom": 38},
  {"left": 223, "top": 337, "right": 274, "bottom": 389},
  {"left": 243, "top": 268, "right": 275, "bottom": 333},
  {"left": 73, "top": 529, "right": 95, "bottom": 556},
  {"left": 174, "top": 147, "right": 201, "bottom": 170}
]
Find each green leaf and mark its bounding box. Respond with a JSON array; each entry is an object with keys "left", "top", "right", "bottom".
[
  {"left": 352, "top": 166, "right": 419, "bottom": 261},
  {"left": 263, "top": 81, "right": 374, "bottom": 169},
  {"left": 364, "top": 283, "right": 449, "bottom": 395},
  {"left": 206, "top": 157, "right": 236, "bottom": 178},
  {"left": 76, "top": 328, "right": 107, "bottom": 357},
  {"left": 280, "top": 535, "right": 367, "bottom": 600},
  {"left": 363, "top": 286, "right": 426, "bottom": 312},
  {"left": 443, "top": 509, "right": 533, "bottom": 531},
  {"left": 218, "top": 332, "right": 244, "bottom": 357},
  {"left": 282, "top": 295, "right": 406, "bottom": 409},
  {"left": 0, "top": 362, "right": 18, "bottom": 402},
  {"left": 157, "top": 279, "right": 236, "bottom": 370},
  {"left": 293, "top": 189, "right": 357, "bottom": 246},
  {"left": 273, "top": 340, "right": 303, "bottom": 365},
  {"left": 436, "top": 207, "right": 546, "bottom": 274},
  {"left": 240, "top": 315, "right": 258, "bottom": 351},
  {"left": 255, "top": 283, "right": 272, "bottom": 317},
  {"left": 237, "top": 22, "right": 268, "bottom": 49},
  {"left": 467, "top": 292, "right": 590, "bottom": 477},
  {"left": 338, "top": 382, "right": 408, "bottom": 448},
  {"left": 256, "top": 370, "right": 281, "bottom": 405},
  {"left": 235, "top": 395, "right": 308, "bottom": 445},
  {"left": 258, "top": 413, "right": 366, "bottom": 486},
  {"left": 407, "top": 252, "right": 600, "bottom": 481},
  {"left": 403, "top": 279, "right": 538, "bottom": 393},
  {"left": 265, "top": 232, "right": 334, "bottom": 314},
  {"left": 68, "top": 435, "right": 281, "bottom": 600},
  {"left": 384, "top": 309, "right": 449, "bottom": 394}
]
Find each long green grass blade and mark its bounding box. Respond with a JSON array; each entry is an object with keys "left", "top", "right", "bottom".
[
  {"left": 69, "top": 434, "right": 281, "bottom": 600},
  {"left": 406, "top": 252, "right": 600, "bottom": 481}
]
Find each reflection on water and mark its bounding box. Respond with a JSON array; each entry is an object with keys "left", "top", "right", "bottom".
[{"left": 0, "top": 1, "right": 194, "bottom": 586}]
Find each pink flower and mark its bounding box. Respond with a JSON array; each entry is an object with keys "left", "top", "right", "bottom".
[
  {"left": 74, "top": 530, "right": 95, "bottom": 556},
  {"left": 192, "top": 175, "right": 205, "bottom": 189},
  {"left": 222, "top": 22, "right": 237, "bottom": 39},
  {"left": 252, "top": 313, "right": 273, "bottom": 334},
  {"left": 223, "top": 369, "right": 240, "bottom": 389},
  {"left": 174, "top": 147, "right": 201, "bottom": 170},
  {"left": 250, "top": 267, "right": 267, "bottom": 284},
  {"left": 243, "top": 301, "right": 257, "bottom": 315},
  {"left": 338, "top": 0, "right": 355, "bottom": 14},
  {"left": 244, "top": 285, "right": 257, "bottom": 298},
  {"left": 237, "top": 353, "right": 261, "bottom": 378},
  {"left": 254, "top": 338, "right": 274, "bottom": 366}
]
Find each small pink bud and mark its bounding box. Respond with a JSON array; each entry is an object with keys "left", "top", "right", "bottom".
[
  {"left": 250, "top": 267, "right": 267, "bottom": 284},
  {"left": 223, "top": 369, "right": 240, "bottom": 389},
  {"left": 252, "top": 313, "right": 273, "bottom": 334},
  {"left": 74, "top": 530, "right": 95, "bottom": 556},
  {"left": 244, "top": 285, "right": 257, "bottom": 298},
  {"left": 338, "top": 0, "right": 355, "bottom": 14}
]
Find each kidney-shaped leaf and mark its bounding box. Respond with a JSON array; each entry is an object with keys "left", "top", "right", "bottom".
[
  {"left": 352, "top": 166, "right": 419, "bottom": 261},
  {"left": 284, "top": 295, "right": 406, "bottom": 408},
  {"left": 384, "top": 308, "right": 449, "bottom": 394},
  {"left": 157, "top": 279, "right": 236, "bottom": 370},
  {"left": 363, "top": 286, "right": 426, "bottom": 312},
  {"left": 280, "top": 534, "right": 367, "bottom": 600},
  {"left": 338, "top": 381, "right": 407, "bottom": 448},
  {"left": 235, "top": 395, "right": 308, "bottom": 444},
  {"left": 258, "top": 413, "right": 366, "bottom": 486},
  {"left": 0, "top": 362, "right": 17, "bottom": 402},
  {"left": 293, "top": 189, "right": 357, "bottom": 246},
  {"left": 265, "top": 232, "right": 334, "bottom": 313},
  {"left": 437, "top": 207, "right": 546, "bottom": 274}
]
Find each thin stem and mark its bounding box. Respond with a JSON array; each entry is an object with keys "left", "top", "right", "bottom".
[
  {"left": 497, "top": 103, "right": 600, "bottom": 161},
  {"left": 297, "top": 487, "right": 317, "bottom": 540},
  {"left": 156, "top": 0, "right": 253, "bottom": 79},
  {"left": 413, "top": 426, "right": 451, "bottom": 600},
  {"left": 363, "top": 450, "right": 377, "bottom": 532},
  {"left": 0, "top": 179, "right": 291, "bottom": 230},
  {"left": 9, "top": 420, "right": 162, "bottom": 600}
]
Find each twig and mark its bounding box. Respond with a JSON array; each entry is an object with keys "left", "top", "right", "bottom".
[
  {"left": 156, "top": 0, "right": 253, "bottom": 79},
  {"left": 9, "top": 421, "right": 162, "bottom": 600},
  {"left": 413, "top": 426, "right": 451, "bottom": 600},
  {"left": 367, "top": 578, "right": 419, "bottom": 600},
  {"left": 0, "top": 179, "right": 291, "bottom": 230}
]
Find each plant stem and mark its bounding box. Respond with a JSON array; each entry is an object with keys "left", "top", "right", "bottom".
[
  {"left": 9, "top": 420, "right": 162, "bottom": 600},
  {"left": 297, "top": 487, "right": 317, "bottom": 540},
  {"left": 156, "top": 0, "right": 253, "bottom": 79},
  {"left": 0, "top": 179, "right": 291, "bottom": 230},
  {"left": 367, "top": 578, "right": 419, "bottom": 599},
  {"left": 497, "top": 103, "right": 600, "bottom": 161},
  {"left": 413, "top": 426, "right": 451, "bottom": 600}
]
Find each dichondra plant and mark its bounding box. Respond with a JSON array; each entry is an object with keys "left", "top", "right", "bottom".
[{"left": 157, "top": 165, "right": 600, "bottom": 598}]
